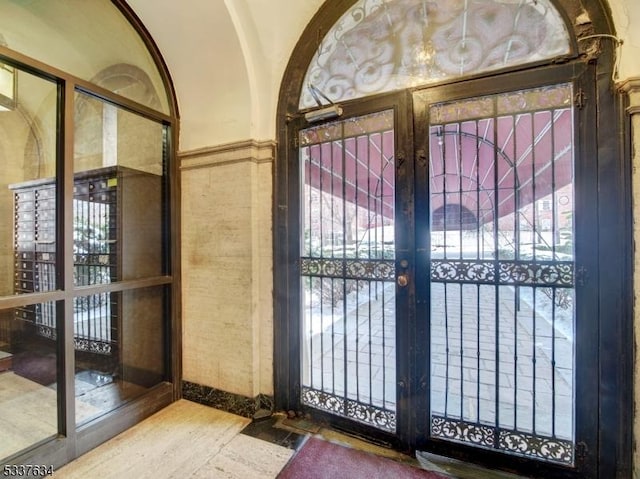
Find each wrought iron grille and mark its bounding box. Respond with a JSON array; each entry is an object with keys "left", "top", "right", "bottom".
[
  {"left": 11, "top": 171, "right": 118, "bottom": 355},
  {"left": 73, "top": 177, "right": 117, "bottom": 355},
  {"left": 299, "top": 110, "right": 397, "bottom": 432},
  {"left": 428, "top": 84, "right": 575, "bottom": 464},
  {"left": 299, "top": 0, "right": 571, "bottom": 109}
]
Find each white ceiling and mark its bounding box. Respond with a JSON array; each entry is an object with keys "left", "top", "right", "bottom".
[
  {"left": 127, "top": 0, "right": 324, "bottom": 152},
  {"left": 127, "top": 0, "right": 640, "bottom": 152}
]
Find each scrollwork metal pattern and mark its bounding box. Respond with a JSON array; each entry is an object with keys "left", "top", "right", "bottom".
[
  {"left": 431, "top": 415, "right": 495, "bottom": 448},
  {"left": 499, "top": 430, "right": 573, "bottom": 464},
  {"left": 431, "top": 260, "right": 573, "bottom": 287},
  {"left": 431, "top": 260, "right": 496, "bottom": 283},
  {"left": 74, "top": 338, "right": 112, "bottom": 355},
  {"left": 300, "top": 0, "right": 570, "bottom": 108},
  {"left": 431, "top": 415, "right": 573, "bottom": 465},
  {"left": 498, "top": 261, "right": 573, "bottom": 287},
  {"left": 302, "top": 387, "right": 396, "bottom": 432},
  {"left": 302, "top": 258, "right": 395, "bottom": 281},
  {"left": 37, "top": 325, "right": 56, "bottom": 340}
]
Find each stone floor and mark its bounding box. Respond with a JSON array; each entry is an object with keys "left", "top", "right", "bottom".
[
  {"left": 57, "top": 400, "right": 294, "bottom": 479},
  {"left": 57, "top": 400, "right": 527, "bottom": 479}
]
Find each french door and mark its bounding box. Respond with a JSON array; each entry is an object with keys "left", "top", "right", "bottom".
[{"left": 293, "top": 68, "right": 597, "bottom": 477}]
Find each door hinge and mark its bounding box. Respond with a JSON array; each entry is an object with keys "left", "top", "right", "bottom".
[
  {"left": 416, "top": 149, "right": 427, "bottom": 168},
  {"left": 574, "top": 89, "right": 587, "bottom": 109},
  {"left": 576, "top": 265, "right": 588, "bottom": 287},
  {"left": 292, "top": 135, "right": 299, "bottom": 149},
  {"left": 576, "top": 441, "right": 588, "bottom": 462}
]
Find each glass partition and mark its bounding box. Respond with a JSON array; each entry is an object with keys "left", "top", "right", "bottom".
[
  {"left": 73, "top": 91, "right": 166, "bottom": 424},
  {"left": 0, "top": 0, "right": 174, "bottom": 467},
  {"left": 75, "top": 287, "right": 166, "bottom": 425},
  {"left": 0, "top": 301, "right": 60, "bottom": 459},
  {"left": 74, "top": 92, "right": 164, "bottom": 282},
  {"left": 0, "top": 68, "right": 60, "bottom": 458}
]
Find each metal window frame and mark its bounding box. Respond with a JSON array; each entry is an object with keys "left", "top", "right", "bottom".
[{"left": 0, "top": 0, "right": 181, "bottom": 469}]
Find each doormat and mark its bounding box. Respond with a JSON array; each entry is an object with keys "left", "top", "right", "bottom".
[
  {"left": 277, "top": 437, "right": 450, "bottom": 479},
  {"left": 11, "top": 351, "right": 57, "bottom": 386}
]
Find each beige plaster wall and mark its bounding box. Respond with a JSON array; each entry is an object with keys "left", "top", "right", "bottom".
[
  {"left": 610, "top": 0, "right": 640, "bottom": 81},
  {"left": 180, "top": 141, "right": 274, "bottom": 398}
]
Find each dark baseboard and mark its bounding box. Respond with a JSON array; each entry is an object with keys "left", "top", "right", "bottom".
[{"left": 182, "top": 380, "right": 274, "bottom": 418}]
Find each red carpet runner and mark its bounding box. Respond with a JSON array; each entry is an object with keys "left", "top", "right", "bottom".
[{"left": 277, "top": 437, "right": 449, "bottom": 479}]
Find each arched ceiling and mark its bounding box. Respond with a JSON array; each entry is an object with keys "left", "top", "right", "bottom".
[
  {"left": 127, "top": 0, "right": 640, "bottom": 153},
  {"left": 127, "top": 0, "right": 323, "bottom": 152}
]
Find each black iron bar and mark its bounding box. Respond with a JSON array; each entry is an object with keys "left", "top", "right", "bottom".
[
  {"left": 336, "top": 134, "right": 346, "bottom": 397},
  {"left": 492, "top": 103, "right": 501, "bottom": 444},
  {"left": 552, "top": 287, "right": 557, "bottom": 438},
  {"left": 443, "top": 124, "right": 449, "bottom": 260},
  {"left": 319, "top": 144, "right": 325, "bottom": 393},
  {"left": 531, "top": 113, "right": 539, "bottom": 435},
  {"left": 307, "top": 146, "right": 315, "bottom": 389},
  {"left": 550, "top": 109, "right": 558, "bottom": 438},
  {"left": 550, "top": 110, "right": 558, "bottom": 262},
  {"left": 513, "top": 113, "right": 520, "bottom": 431},
  {"left": 308, "top": 151, "right": 313, "bottom": 257},
  {"left": 382, "top": 129, "right": 392, "bottom": 410},
  {"left": 457, "top": 123, "right": 464, "bottom": 420},
  {"left": 475, "top": 118, "right": 482, "bottom": 423},
  {"left": 441, "top": 123, "right": 451, "bottom": 417}
]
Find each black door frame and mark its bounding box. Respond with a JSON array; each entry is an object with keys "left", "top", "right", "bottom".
[
  {"left": 277, "top": 91, "right": 414, "bottom": 450},
  {"left": 274, "top": 2, "right": 631, "bottom": 477},
  {"left": 412, "top": 62, "right": 599, "bottom": 478}
]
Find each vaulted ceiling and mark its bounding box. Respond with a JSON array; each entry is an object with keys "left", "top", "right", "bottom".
[
  {"left": 127, "top": 0, "right": 323, "bottom": 151},
  {"left": 127, "top": 0, "right": 640, "bottom": 153}
]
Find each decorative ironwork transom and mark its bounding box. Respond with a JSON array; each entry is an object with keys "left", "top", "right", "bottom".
[{"left": 300, "top": 0, "right": 571, "bottom": 108}]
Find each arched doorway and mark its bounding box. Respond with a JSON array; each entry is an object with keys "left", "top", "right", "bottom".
[{"left": 275, "top": 1, "right": 630, "bottom": 477}]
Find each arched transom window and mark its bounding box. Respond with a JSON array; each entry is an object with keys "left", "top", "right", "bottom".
[{"left": 300, "top": 0, "right": 572, "bottom": 109}]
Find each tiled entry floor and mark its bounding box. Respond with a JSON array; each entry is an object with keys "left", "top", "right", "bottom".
[
  {"left": 57, "top": 400, "right": 293, "bottom": 478},
  {"left": 58, "top": 400, "right": 528, "bottom": 479}
]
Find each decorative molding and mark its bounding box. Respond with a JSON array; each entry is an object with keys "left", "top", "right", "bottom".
[
  {"left": 618, "top": 77, "right": 640, "bottom": 94},
  {"left": 182, "top": 381, "right": 274, "bottom": 418},
  {"left": 179, "top": 139, "right": 276, "bottom": 171},
  {"left": 618, "top": 77, "right": 640, "bottom": 114}
]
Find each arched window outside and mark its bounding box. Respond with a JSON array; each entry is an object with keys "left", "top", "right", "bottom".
[{"left": 0, "top": 0, "right": 178, "bottom": 467}]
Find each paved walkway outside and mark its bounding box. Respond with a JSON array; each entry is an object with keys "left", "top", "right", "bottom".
[{"left": 302, "top": 280, "right": 573, "bottom": 441}]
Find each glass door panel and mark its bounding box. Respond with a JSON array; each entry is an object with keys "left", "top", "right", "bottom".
[
  {"left": 299, "top": 110, "right": 397, "bottom": 432},
  {"left": 0, "top": 67, "right": 60, "bottom": 458},
  {"left": 426, "top": 84, "right": 576, "bottom": 464},
  {"left": 73, "top": 92, "right": 166, "bottom": 424}
]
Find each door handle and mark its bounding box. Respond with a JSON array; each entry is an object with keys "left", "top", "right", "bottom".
[{"left": 397, "top": 273, "right": 409, "bottom": 287}]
